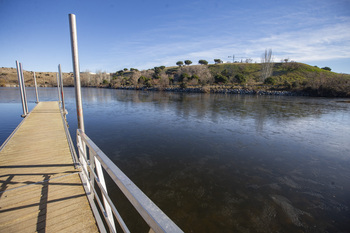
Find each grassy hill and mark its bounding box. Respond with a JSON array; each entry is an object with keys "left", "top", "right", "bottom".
[
  {"left": 1, "top": 62, "right": 350, "bottom": 97},
  {"left": 0, "top": 67, "right": 75, "bottom": 87}
]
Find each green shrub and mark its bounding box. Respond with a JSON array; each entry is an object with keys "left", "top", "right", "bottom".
[
  {"left": 264, "top": 77, "right": 276, "bottom": 85},
  {"left": 145, "top": 80, "right": 152, "bottom": 87},
  {"left": 235, "top": 74, "right": 247, "bottom": 83},
  {"left": 191, "top": 74, "right": 199, "bottom": 80},
  {"left": 179, "top": 73, "right": 189, "bottom": 82},
  {"left": 154, "top": 67, "right": 162, "bottom": 74},
  {"left": 321, "top": 66, "right": 331, "bottom": 71},
  {"left": 292, "top": 81, "right": 299, "bottom": 88},
  {"left": 283, "top": 80, "right": 291, "bottom": 89},
  {"left": 214, "top": 74, "right": 228, "bottom": 84}
]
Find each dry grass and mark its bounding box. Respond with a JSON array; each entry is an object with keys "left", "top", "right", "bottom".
[{"left": 0, "top": 67, "right": 74, "bottom": 87}]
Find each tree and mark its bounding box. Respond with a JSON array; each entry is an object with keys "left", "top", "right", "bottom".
[
  {"left": 214, "top": 59, "right": 223, "bottom": 64},
  {"left": 176, "top": 61, "right": 184, "bottom": 67},
  {"left": 261, "top": 49, "right": 274, "bottom": 81},
  {"left": 321, "top": 67, "right": 332, "bottom": 71},
  {"left": 198, "top": 59, "right": 208, "bottom": 65},
  {"left": 184, "top": 60, "right": 192, "bottom": 66}
]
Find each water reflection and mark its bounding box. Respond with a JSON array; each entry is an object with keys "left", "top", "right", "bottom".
[
  {"left": 1, "top": 87, "right": 349, "bottom": 232},
  {"left": 108, "top": 90, "right": 345, "bottom": 132},
  {"left": 78, "top": 89, "right": 350, "bottom": 232}
]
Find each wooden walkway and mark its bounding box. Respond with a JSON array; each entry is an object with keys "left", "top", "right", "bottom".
[{"left": 0, "top": 102, "right": 98, "bottom": 232}]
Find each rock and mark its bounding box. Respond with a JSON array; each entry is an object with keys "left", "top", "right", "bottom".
[{"left": 270, "top": 194, "right": 311, "bottom": 227}]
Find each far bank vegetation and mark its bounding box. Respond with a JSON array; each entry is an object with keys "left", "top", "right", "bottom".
[{"left": 1, "top": 58, "right": 350, "bottom": 97}]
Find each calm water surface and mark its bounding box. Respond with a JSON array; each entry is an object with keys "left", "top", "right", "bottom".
[{"left": 1, "top": 87, "right": 350, "bottom": 232}]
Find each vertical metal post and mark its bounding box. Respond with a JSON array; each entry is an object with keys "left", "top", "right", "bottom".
[
  {"left": 56, "top": 73, "right": 61, "bottom": 102},
  {"left": 58, "top": 64, "right": 66, "bottom": 114},
  {"left": 15, "top": 61, "right": 27, "bottom": 118},
  {"left": 69, "top": 13, "right": 85, "bottom": 132},
  {"left": 20, "top": 63, "right": 29, "bottom": 114},
  {"left": 33, "top": 71, "right": 39, "bottom": 103}
]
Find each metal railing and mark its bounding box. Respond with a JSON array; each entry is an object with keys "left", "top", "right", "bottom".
[
  {"left": 66, "top": 13, "right": 182, "bottom": 232},
  {"left": 76, "top": 129, "right": 183, "bottom": 233}
]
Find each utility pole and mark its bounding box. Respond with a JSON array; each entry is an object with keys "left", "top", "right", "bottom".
[{"left": 228, "top": 55, "right": 235, "bottom": 63}]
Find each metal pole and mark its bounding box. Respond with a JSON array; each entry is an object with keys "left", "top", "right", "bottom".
[
  {"left": 15, "top": 61, "right": 27, "bottom": 117},
  {"left": 33, "top": 71, "right": 39, "bottom": 103},
  {"left": 58, "top": 64, "right": 66, "bottom": 114},
  {"left": 69, "top": 13, "right": 85, "bottom": 132},
  {"left": 56, "top": 73, "right": 61, "bottom": 103},
  {"left": 20, "top": 63, "right": 29, "bottom": 114}
]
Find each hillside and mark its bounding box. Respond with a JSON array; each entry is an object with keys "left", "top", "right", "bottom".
[
  {"left": 1, "top": 62, "right": 350, "bottom": 97},
  {"left": 0, "top": 67, "right": 75, "bottom": 87}
]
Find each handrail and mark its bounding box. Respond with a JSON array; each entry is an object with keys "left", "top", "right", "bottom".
[
  {"left": 59, "top": 104, "right": 78, "bottom": 168},
  {"left": 76, "top": 129, "right": 183, "bottom": 233}
]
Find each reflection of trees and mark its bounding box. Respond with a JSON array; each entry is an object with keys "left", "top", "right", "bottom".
[{"left": 79, "top": 88, "right": 337, "bottom": 132}]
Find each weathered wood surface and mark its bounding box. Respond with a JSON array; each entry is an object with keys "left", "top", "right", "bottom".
[{"left": 0, "top": 102, "right": 98, "bottom": 232}]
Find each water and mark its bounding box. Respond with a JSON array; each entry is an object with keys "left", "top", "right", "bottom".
[{"left": 1, "top": 87, "right": 350, "bottom": 232}]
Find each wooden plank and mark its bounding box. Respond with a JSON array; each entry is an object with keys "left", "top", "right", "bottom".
[{"left": 0, "top": 102, "right": 98, "bottom": 233}]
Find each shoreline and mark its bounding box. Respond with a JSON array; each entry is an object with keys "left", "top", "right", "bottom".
[{"left": 114, "top": 86, "right": 309, "bottom": 96}]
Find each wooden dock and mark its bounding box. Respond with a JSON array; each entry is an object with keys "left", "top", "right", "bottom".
[{"left": 0, "top": 102, "right": 98, "bottom": 232}]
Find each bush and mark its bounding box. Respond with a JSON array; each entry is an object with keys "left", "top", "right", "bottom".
[
  {"left": 180, "top": 82, "right": 188, "bottom": 89},
  {"left": 145, "top": 80, "right": 152, "bottom": 87},
  {"left": 191, "top": 74, "right": 199, "bottom": 80},
  {"left": 321, "top": 66, "right": 332, "bottom": 71},
  {"left": 235, "top": 74, "right": 247, "bottom": 84},
  {"left": 283, "top": 80, "right": 291, "bottom": 89},
  {"left": 214, "top": 74, "right": 228, "bottom": 84},
  {"left": 154, "top": 67, "right": 162, "bottom": 74},
  {"left": 138, "top": 76, "right": 148, "bottom": 84},
  {"left": 264, "top": 77, "right": 276, "bottom": 85},
  {"left": 179, "top": 73, "right": 189, "bottom": 82}
]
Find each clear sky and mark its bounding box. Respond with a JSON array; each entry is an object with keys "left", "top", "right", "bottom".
[{"left": 1, "top": 0, "right": 349, "bottom": 74}]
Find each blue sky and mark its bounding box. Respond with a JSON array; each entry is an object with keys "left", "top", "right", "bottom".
[{"left": 1, "top": 0, "right": 349, "bottom": 74}]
